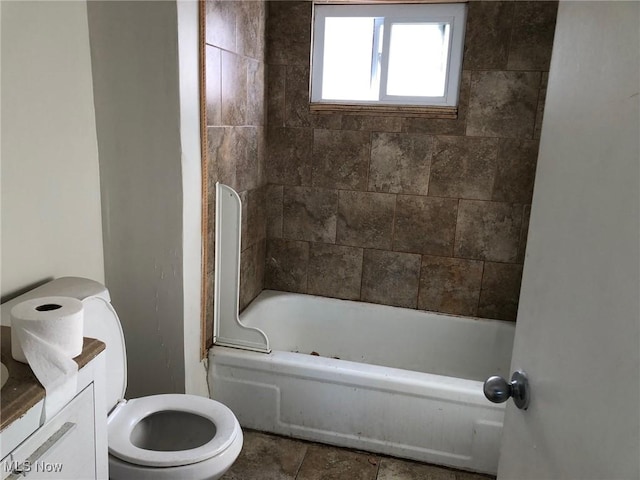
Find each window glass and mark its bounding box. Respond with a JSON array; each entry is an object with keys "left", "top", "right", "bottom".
[
  {"left": 322, "top": 17, "right": 379, "bottom": 101},
  {"left": 386, "top": 22, "right": 451, "bottom": 98},
  {"left": 311, "top": 3, "right": 467, "bottom": 108}
]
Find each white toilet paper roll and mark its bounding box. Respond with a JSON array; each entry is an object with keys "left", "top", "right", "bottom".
[{"left": 11, "top": 296, "right": 84, "bottom": 364}]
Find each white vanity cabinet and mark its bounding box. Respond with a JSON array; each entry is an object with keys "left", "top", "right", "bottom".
[
  {"left": 2, "top": 386, "right": 96, "bottom": 479},
  {"left": 0, "top": 338, "right": 108, "bottom": 480}
]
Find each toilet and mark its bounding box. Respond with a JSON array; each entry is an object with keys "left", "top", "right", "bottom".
[{"left": 37, "top": 277, "right": 243, "bottom": 480}]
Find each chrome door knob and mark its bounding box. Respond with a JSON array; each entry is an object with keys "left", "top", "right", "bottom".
[{"left": 483, "top": 370, "right": 530, "bottom": 410}]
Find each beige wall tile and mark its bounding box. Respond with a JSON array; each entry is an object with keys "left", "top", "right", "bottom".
[
  {"left": 234, "top": 127, "right": 260, "bottom": 192},
  {"left": 493, "top": 138, "right": 539, "bottom": 203},
  {"left": 418, "top": 255, "right": 483, "bottom": 316},
  {"left": 266, "top": 184, "right": 284, "bottom": 239},
  {"left": 283, "top": 186, "right": 338, "bottom": 243},
  {"left": 240, "top": 187, "right": 267, "bottom": 251},
  {"left": 267, "top": 126, "right": 313, "bottom": 185},
  {"left": 266, "top": 1, "right": 312, "bottom": 66},
  {"left": 247, "top": 59, "right": 265, "bottom": 126},
  {"left": 237, "top": 0, "right": 266, "bottom": 61},
  {"left": 361, "top": 249, "right": 421, "bottom": 308},
  {"left": 207, "top": 126, "right": 236, "bottom": 189},
  {"left": 312, "top": 129, "right": 370, "bottom": 190},
  {"left": 284, "top": 64, "right": 311, "bottom": 128},
  {"left": 454, "top": 200, "right": 523, "bottom": 263},
  {"left": 337, "top": 191, "right": 395, "bottom": 249},
  {"left": 239, "top": 240, "right": 266, "bottom": 312},
  {"left": 342, "top": 115, "right": 402, "bottom": 133},
  {"left": 394, "top": 195, "right": 459, "bottom": 256},
  {"left": 265, "top": 238, "right": 309, "bottom": 293},
  {"left": 369, "top": 132, "right": 433, "bottom": 196},
  {"left": 221, "top": 51, "right": 248, "bottom": 125},
  {"left": 466, "top": 71, "right": 540, "bottom": 138},
  {"left": 463, "top": 2, "right": 514, "bottom": 70},
  {"left": 267, "top": 65, "right": 286, "bottom": 127},
  {"left": 508, "top": 1, "right": 559, "bottom": 71},
  {"left": 478, "top": 262, "right": 523, "bottom": 321},
  {"left": 429, "top": 136, "right": 499, "bottom": 200},
  {"left": 307, "top": 243, "right": 363, "bottom": 300}
]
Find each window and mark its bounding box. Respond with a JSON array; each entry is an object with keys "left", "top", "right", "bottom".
[{"left": 311, "top": 3, "right": 467, "bottom": 109}]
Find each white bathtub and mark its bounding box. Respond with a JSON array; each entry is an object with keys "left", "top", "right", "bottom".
[{"left": 209, "top": 290, "right": 515, "bottom": 474}]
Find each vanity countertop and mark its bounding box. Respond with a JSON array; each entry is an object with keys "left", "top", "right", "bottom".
[{"left": 0, "top": 326, "right": 105, "bottom": 431}]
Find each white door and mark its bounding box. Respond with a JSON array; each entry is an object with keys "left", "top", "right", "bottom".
[{"left": 496, "top": 2, "right": 640, "bottom": 479}]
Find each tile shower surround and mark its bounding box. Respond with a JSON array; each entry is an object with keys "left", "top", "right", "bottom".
[
  {"left": 204, "top": 0, "right": 269, "bottom": 346},
  {"left": 205, "top": 0, "right": 558, "bottom": 326}
]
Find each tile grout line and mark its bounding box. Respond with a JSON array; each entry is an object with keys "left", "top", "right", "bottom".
[{"left": 293, "top": 443, "right": 309, "bottom": 480}]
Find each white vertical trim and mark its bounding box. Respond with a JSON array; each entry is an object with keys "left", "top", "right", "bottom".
[
  {"left": 444, "top": 4, "right": 466, "bottom": 106},
  {"left": 378, "top": 16, "right": 391, "bottom": 103},
  {"left": 176, "top": 0, "right": 209, "bottom": 397},
  {"left": 310, "top": 13, "right": 326, "bottom": 102}
]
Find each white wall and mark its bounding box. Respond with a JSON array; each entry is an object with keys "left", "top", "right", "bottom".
[
  {"left": 1, "top": 1, "right": 105, "bottom": 299},
  {"left": 1, "top": 0, "right": 206, "bottom": 396},
  {"left": 87, "top": 0, "right": 188, "bottom": 397}
]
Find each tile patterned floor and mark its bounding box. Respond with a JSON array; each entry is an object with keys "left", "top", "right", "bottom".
[{"left": 222, "top": 430, "right": 495, "bottom": 480}]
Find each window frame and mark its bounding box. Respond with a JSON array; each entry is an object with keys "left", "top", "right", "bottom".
[{"left": 310, "top": 3, "right": 467, "bottom": 109}]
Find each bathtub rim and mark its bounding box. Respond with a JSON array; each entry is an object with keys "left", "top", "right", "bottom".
[
  {"left": 237, "top": 289, "right": 516, "bottom": 383},
  {"left": 242, "top": 289, "right": 516, "bottom": 327}
]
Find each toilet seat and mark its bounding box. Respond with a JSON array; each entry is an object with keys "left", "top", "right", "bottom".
[{"left": 108, "top": 394, "right": 240, "bottom": 468}]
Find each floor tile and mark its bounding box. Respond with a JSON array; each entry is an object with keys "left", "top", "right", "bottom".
[
  {"left": 296, "top": 444, "right": 379, "bottom": 480},
  {"left": 455, "top": 472, "right": 495, "bottom": 480},
  {"left": 223, "top": 430, "right": 495, "bottom": 480},
  {"left": 377, "top": 457, "right": 456, "bottom": 480},
  {"left": 222, "top": 431, "right": 307, "bottom": 480}
]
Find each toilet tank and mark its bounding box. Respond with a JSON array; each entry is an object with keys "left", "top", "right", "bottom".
[
  {"left": 0, "top": 276, "right": 109, "bottom": 325},
  {"left": 1, "top": 277, "right": 127, "bottom": 412}
]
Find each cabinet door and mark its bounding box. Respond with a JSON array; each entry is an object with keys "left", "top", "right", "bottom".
[{"left": 4, "top": 385, "right": 96, "bottom": 479}]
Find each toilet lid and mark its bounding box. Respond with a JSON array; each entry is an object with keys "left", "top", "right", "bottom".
[{"left": 108, "top": 394, "right": 240, "bottom": 467}]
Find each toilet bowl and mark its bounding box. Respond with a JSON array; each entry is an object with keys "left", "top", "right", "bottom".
[
  {"left": 107, "top": 394, "right": 243, "bottom": 480},
  {"left": 36, "top": 277, "right": 243, "bottom": 480}
]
